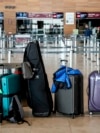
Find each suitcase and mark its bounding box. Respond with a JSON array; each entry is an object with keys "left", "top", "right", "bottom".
[
  {"left": 52, "top": 44, "right": 84, "bottom": 118},
  {"left": 1, "top": 74, "right": 21, "bottom": 118},
  {"left": 88, "top": 42, "right": 100, "bottom": 114},
  {"left": 52, "top": 67, "right": 84, "bottom": 118},
  {"left": 88, "top": 71, "right": 100, "bottom": 113},
  {"left": 23, "top": 41, "right": 53, "bottom": 117}
]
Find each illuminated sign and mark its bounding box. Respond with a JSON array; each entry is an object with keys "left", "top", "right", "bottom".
[
  {"left": 76, "top": 12, "right": 100, "bottom": 19},
  {"left": 52, "top": 12, "right": 64, "bottom": 19},
  {"left": 28, "top": 12, "right": 63, "bottom": 19},
  {"left": 16, "top": 12, "right": 28, "bottom": 19}
]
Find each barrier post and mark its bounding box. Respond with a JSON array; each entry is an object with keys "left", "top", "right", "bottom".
[
  {"left": 86, "top": 38, "right": 90, "bottom": 59},
  {"left": 84, "top": 37, "right": 86, "bottom": 56}
]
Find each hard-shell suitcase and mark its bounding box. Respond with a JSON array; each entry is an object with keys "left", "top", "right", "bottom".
[
  {"left": 52, "top": 67, "right": 84, "bottom": 118},
  {"left": 52, "top": 44, "right": 84, "bottom": 118},
  {"left": 23, "top": 41, "right": 53, "bottom": 117},
  {"left": 88, "top": 71, "right": 100, "bottom": 113},
  {"left": 2, "top": 74, "right": 21, "bottom": 117},
  {"left": 88, "top": 42, "right": 100, "bottom": 114}
]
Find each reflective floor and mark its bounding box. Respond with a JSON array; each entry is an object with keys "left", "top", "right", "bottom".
[{"left": 1, "top": 45, "right": 100, "bottom": 133}]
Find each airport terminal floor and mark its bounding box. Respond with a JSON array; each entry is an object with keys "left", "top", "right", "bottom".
[{"left": 1, "top": 41, "right": 100, "bottom": 133}]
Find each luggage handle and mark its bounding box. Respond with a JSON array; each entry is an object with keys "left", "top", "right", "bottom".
[
  {"left": 69, "top": 40, "right": 74, "bottom": 68},
  {"left": 60, "top": 59, "right": 68, "bottom": 66},
  {"left": 97, "top": 42, "right": 100, "bottom": 73}
]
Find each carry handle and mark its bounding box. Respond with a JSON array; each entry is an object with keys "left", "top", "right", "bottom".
[
  {"left": 97, "top": 41, "right": 100, "bottom": 73},
  {"left": 60, "top": 59, "right": 68, "bottom": 66}
]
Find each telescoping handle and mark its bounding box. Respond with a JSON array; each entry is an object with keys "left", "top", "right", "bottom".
[
  {"left": 60, "top": 59, "right": 68, "bottom": 66},
  {"left": 98, "top": 41, "right": 100, "bottom": 73},
  {"left": 69, "top": 40, "right": 74, "bottom": 68},
  {"left": 97, "top": 41, "right": 100, "bottom": 73}
]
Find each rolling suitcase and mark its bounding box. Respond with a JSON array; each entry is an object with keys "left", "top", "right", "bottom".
[
  {"left": 51, "top": 44, "right": 84, "bottom": 118},
  {"left": 1, "top": 74, "right": 21, "bottom": 118},
  {"left": 88, "top": 42, "right": 100, "bottom": 114},
  {"left": 23, "top": 41, "right": 53, "bottom": 117},
  {"left": 52, "top": 65, "right": 84, "bottom": 118}
]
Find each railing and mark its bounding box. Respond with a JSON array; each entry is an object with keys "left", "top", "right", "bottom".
[{"left": 0, "top": 33, "right": 100, "bottom": 66}]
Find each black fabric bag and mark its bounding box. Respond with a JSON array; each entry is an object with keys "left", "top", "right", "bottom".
[
  {"left": 7, "top": 95, "right": 30, "bottom": 126},
  {"left": 23, "top": 41, "right": 53, "bottom": 117}
]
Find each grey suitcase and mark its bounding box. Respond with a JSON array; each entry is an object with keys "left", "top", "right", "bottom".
[
  {"left": 54, "top": 74, "right": 84, "bottom": 118},
  {"left": 53, "top": 43, "right": 84, "bottom": 118}
]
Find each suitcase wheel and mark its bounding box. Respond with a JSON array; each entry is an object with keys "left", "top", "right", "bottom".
[
  {"left": 52, "top": 109, "right": 56, "bottom": 114},
  {"left": 89, "top": 112, "right": 93, "bottom": 115},
  {"left": 72, "top": 114, "right": 75, "bottom": 119}
]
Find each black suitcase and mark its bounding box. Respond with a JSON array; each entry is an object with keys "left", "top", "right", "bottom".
[{"left": 23, "top": 41, "right": 53, "bottom": 117}]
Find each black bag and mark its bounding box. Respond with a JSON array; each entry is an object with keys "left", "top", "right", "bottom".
[
  {"left": 23, "top": 41, "right": 53, "bottom": 117},
  {"left": 7, "top": 95, "right": 30, "bottom": 125}
]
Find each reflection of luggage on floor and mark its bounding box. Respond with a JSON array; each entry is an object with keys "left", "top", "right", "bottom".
[
  {"left": 51, "top": 65, "right": 84, "bottom": 118},
  {"left": 23, "top": 41, "right": 53, "bottom": 117}
]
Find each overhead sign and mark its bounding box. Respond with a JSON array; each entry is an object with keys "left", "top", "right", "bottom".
[
  {"left": 76, "top": 12, "right": 100, "bottom": 19},
  {"left": 16, "top": 12, "right": 28, "bottom": 19},
  {"left": 0, "top": 12, "right": 4, "bottom": 19},
  {"left": 52, "top": 12, "right": 64, "bottom": 19},
  {"left": 28, "top": 12, "right": 64, "bottom": 19},
  {"left": 28, "top": 13, "right": 52, "bottom": 18}
]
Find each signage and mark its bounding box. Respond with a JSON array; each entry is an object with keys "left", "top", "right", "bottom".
[
  {"left": 28, "top": 13, "right": 52, "bottom": 18},
  {"left": 28, "top": 12, "right": 63, "bottom": 19},
  {"left": 52, "top": 12, "right": 64, "bottom": 19},
  {"left": 66, "top": 12, "right": 74, "bottom": 25},
  {"left": 16, "top": 12, "right": 28, "bottom": 19},
  {"left": 76, "top": 12, "right": 100, "bottom": 19},
  {"left": 0, "top": 12, "right": 4, "bottom": 19}
]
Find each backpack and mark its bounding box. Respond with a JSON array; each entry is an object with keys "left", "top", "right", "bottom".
[{"left": 7, "top": 95, "right": 30, "bottom": 126}]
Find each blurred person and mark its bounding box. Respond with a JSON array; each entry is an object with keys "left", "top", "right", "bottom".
[
  {"left": 96, "top": 27, "right": 100, "bottom": 42},
  {"left": 84, "top": 24, "right": 92, "bottom": 38}
]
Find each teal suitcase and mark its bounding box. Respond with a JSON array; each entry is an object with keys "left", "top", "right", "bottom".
[{"left": 1, "top": 74, "right": 21, "bottom": 118}]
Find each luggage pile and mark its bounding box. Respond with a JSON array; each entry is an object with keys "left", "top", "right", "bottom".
[
  {"left": 0, "top": 39, "right": 100, "bottom": 125},
  {"left": 0, "top": 65, "right": 24, "bottom": 124}
]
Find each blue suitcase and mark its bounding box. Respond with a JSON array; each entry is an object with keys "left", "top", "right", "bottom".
[{"left": 1, "top": 74, "right": 21, "bottom": 118}]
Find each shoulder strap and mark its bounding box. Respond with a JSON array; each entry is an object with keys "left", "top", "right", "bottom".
[
  {"left": 8, "top": 95, "right": 31, "bottom": 126},
  {"left": 23, "top": 42, "right": 31, "bottom": 62},
  {"left": 0, "top": 89, "right": 3, "bottom": 124}
]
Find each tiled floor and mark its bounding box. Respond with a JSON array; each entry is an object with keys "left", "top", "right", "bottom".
[{"left": 0, "top": 45, "right": 100, "bottom": 133}]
